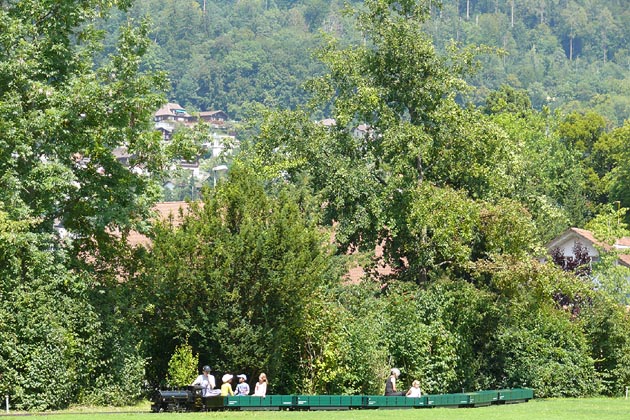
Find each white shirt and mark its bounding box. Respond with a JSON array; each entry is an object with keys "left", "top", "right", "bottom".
[
  {"left": 407, "top": 386, "right": 421, "bottom": 398},
  {"left": 254, "top": 381, "right": 267, "bottom": 396},
  {"left": 192, "top": 373, "right": 216, "bottom": 397}
]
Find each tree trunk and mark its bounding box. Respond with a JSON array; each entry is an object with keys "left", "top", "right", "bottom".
[
  {"left": 466, "top": 0, "right": 470, "bottom": 20},
  {"left": 569, "top": 35, "right": 573, "bottom": 61},
  {"left": 511, "top": 0, "right": 514, "bottom": 27}
]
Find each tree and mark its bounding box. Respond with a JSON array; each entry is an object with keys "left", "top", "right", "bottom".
[
  {"left": 0, "top": 210, "right": 146, "bottom": 410},
  {"left": 581, "top": 294, "right": 630, "bottom": 395},
  {"left": 556, "top": 111, "right": 609, "bottom": 205},
  {"left": 602, "top": 121, "right": 630, "bottom": 212},
  {"left": 167, "top": 340, "right": 199, "bottom": 387},
  {"left": 135, "top": 163, "right": 340, "bottom": 391},
  {"left": 560, "top": 1, "right": 587, "bottom": 61},
  {"left": 0, "top": 0, "right": 168, "bottom": 272},
  {"left": 484, "top": 85, "right": 532, "bottom": 115},
  {"left": 250, "top": 0, "right": 522, "bottom": 283},
  {"left": 0, "top": 0, "right": 165, "bottom": 409}
]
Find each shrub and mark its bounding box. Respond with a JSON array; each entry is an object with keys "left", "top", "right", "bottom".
[{"left": 167, "top": 340, "right": 198, "bottom": 387}]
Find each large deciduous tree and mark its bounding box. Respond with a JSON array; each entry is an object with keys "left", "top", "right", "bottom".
[
  {"left": 0, "top": 0, "right": 166, "bottom": 409},
  {"left": 251, "top": 0, "right": 523, "bottom": 282},
  {"left": 0, "top": 0, "right": 167, "bottom": 271}
]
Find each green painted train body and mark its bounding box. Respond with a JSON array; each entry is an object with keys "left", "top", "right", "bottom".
[{"left": 151, "top": 387, "right": 533, "bottom": 412}]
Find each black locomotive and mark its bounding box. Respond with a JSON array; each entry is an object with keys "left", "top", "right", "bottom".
[{"left": 151, "top": 386, "right": 223, "bottom": 412}]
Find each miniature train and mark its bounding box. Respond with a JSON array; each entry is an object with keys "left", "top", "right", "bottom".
[{"left": 150, "top": 386, "right": 534, "bottom": 412}]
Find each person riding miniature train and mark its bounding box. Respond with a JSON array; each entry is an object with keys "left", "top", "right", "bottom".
[
  {"left": 406, "top": 380, "right": 422, "bottom": 398},
  {"left": 191, "top": 365, "right": 216, "bottom": 397},
  {"left": 221, "top": 373, "right": 235, "bottom": 396},
  {"left": 235, "top": 374, "right": 250, "bottom": 395},
  {"left": 384, "top": 368, "right": 405, "bottom": 396}
]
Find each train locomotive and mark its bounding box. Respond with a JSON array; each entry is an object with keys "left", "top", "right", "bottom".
[{"left": 151, "top": 387, "right": 533, "bottom": 412}]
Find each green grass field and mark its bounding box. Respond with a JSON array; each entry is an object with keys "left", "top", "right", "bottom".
[{"left": 2, "top": 398, "right": 628, "bottom": 420}]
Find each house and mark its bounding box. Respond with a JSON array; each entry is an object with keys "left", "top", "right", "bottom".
[
  {"left": 203, "top": 133, "right": 238, "bottom": 158},
  {"left": 544, "top": 227, "right": 630, "bottom": 268},
  {"left": 154, "top": 102, "right": 193, "bottom": 124},
  {"left": 319, "top": 118, "right": 336, "bottom": 127},
  {"left": 112, "top": 146, "right": 132, "bottom": 165},
  {"left": 178, "top": 159, "right": 201, "bottom": 179},
  {"left": 353, "top": 123, "right": 374, "bottom": 138},
  {"left": 156, "top": 125, "right": 174, "bottom": 141},
  {"left": 198, "top": 110, "right": 228, "bottom": 124}
]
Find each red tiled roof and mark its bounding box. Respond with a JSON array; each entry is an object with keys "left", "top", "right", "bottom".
[
  {"left": 128, "top": 201, "right": 196, "bottom": 247},
  {"left": 615, "top": 237, "right": 630, "bottom": 247},
  {"left": 198, "top": 110, "right": 227, "bottom": 117}
]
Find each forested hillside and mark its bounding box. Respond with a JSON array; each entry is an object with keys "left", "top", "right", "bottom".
[{"left": 99, "top": 0, "right": 629, "bottom": 124}]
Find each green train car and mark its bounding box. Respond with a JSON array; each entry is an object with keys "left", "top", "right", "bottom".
[{"left": 151, "top": 387, "right": 534, "bottom": 412}]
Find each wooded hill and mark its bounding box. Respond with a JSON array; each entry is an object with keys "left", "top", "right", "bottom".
[{"left": 98, "top": 0, "right": 630, "bottom": 124}]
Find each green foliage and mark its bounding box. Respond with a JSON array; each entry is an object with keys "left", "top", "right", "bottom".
[
  {"left": 484, "top": 85, "right": 532, "bottom": 116},
  {"left": 136, "top": 163, "right": 339, "bottom": 391},
  {"left": 581, "top": 295, "right": 630, "bottom": 396},
  {"left": 0, "top": 212, "right": 100, "bottom": 410},
  {"left": 401, "top": 184, "right": 479, "bottom": 281},
  {"left": 3, "top": 0, "right": 630, "bottom": 405},
  {"left": 603, "top": 121, "right": 630, "bottom": 213},
  {"left": 298, "top": 284, "right": 389, "bottom": 395},
  {"left": 165, "top": 121, "right": 209, "bottom": 162},
  {"left": 0, "top": 0, "right": 165, "bottom": 409},
  {"left": 251, "top": 0, "right": 532, "bottom": 285},
  {"left": 488, "top": 109, "right": 587, "bottom": 233},
  {"left": 99, "top": 0, "right": 630, "bottom": 125},
  {"left": 584, "top": 204, "right": 630, "bottom": 245},
  {"left": 166, "top": 340, "right": 198, "bottom": 387},
  {"left": 492, "top": 307, "right": 599, "bottom": 397},
  {"left": 0, "top": 1, "right": 168, "bottom": 272},
  {"left": 80, "top": 345, "right": 146, "bottom": 406}
]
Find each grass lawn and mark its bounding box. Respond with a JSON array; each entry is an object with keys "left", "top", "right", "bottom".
[{"left": 2, "top": 398, "right": 628, "bottom": 420}]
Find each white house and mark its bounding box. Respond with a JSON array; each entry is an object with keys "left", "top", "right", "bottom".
[{"left": 544, "top": 227, "right": 630, "bottom": 267}]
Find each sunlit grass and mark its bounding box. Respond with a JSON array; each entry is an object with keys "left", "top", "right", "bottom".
[{"left": 6, "top": 398, "right": 629, "bottom": 420}]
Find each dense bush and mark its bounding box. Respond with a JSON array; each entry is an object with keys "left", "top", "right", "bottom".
[
  {"left": 0, "top": 216, "right": 99, "bottom": 410},
  {"left": 297, "top": 284, "right": 389, "bottom": 395},
  {"left": 0, "top": 213, "right": 147, "bottom": 410},
  {"left": 382, "top": 280, "right": 501, "bottom": 394},
  {"left": 492, "top": 307, "right": 599, "bottom": 398},
  {"left": 581, "top": 295, "right": 630, "bottom": 396}
]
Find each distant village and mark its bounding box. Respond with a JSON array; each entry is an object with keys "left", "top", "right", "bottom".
[{"left": 153, "top": 102, "right": 238, "bottom": 200}]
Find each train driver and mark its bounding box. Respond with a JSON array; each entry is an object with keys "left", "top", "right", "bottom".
[{"left": 192, "top": 365, "right": 216, "bottom": 397}]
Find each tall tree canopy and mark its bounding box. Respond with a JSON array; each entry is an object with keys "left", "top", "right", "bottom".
[
  {"left": 0, "top": 0, "right": 166, "bottom": 410},
  {"left": 250, "top": 0, "right": 533, "bottom": 282},
  {"left": 135, "top": 164, "right": 340, "bottom": 391},
  {"left": 0, "top": 0, "right": 167, "bottom": 269}
]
